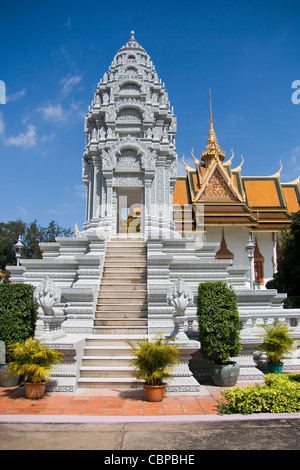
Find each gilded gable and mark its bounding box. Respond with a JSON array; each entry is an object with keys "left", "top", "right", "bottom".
[{"left": 202, "top": 170, "right": 236, "bottom": 200}]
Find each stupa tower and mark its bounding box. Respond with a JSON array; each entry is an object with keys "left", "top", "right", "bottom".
[{"left": 82, "top": 31, "right": 178, "bottom": 238}]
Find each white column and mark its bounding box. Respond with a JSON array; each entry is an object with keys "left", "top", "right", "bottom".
[
  {"left": 272, "top": 232, "right": 278, "bottom": 274},
  {"left": 92, "top": 156, "right": 101, "bottom": 221}
]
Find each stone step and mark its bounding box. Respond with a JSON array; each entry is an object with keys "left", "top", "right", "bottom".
[
  {"left": 97, "top": 297, "right": 147, "bottom": 305},
  {"left": 101, "top": 277, "right": 147, "bottom": 284},
  {"left": 78, "top": 236, "right": 147, "bottom": 389},
  {"left": 80, "top": 366, "right": 134, "bottom": 378},
  {"left": 98, "top": 295, "right": 147, "bottom": 301},
  {"left": 98, "top": 287, "right": 147, "bottom": 294},
  {"left": 105, "top": 252, "right": 146, "bottom": 258},
  {"left": 85, "top": 334, "right": 145, "bottom": 346},
  {"left": 84, "top": 345, "right": 133, "bottom": 356},
  {"left": 77, "top": 377, "right": 143, "bottom": 389},
  {"left": 109, "top": 238, "right": 147, "bottom": 249},
  {"left": 92, "top": 325, "right": 148, "bottom": 334},
  {"left": 95, "top": 311, "right": 147, "bottom": 319},
  {"left": 106, "top": 245, "right": 147, "bottom": 256},
  {"left": 97, "top": 303, "right": 147, "bottom": 311},
  {"left": 82, "top": 356, "right": 132, "bottom": 367},
  {"left": 104, "top": 258, "right": 147, "bottom": 271},
  {"left": 104, "top": 267, "right": 147, "bottom": 274},
  {"left": 94, "top": 318, "right": 147, "bottom": 326}
]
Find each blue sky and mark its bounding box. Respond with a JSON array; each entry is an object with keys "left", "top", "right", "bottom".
[{"left": 1, "top": 0, "right": 300, "bottom": 231}]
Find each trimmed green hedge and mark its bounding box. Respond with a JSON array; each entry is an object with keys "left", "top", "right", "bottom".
[
  {"left": 218, "top": 373, "right": 300, "bottom": 414},
  {"left": 0, "top": 283, "right": 37, "bottom": 357},
  {"left": 197, "top": 281, "right": 241, "bottom": 365}
]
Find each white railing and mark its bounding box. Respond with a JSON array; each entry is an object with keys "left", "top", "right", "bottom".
[{"left": 185, "top": 310, "right": 300, "bottom": 339}]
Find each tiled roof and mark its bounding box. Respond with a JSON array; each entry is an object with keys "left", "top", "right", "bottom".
[
  {"left": 242, "top": 178, "right": 284, "bottom": 208},
  {"left": 173, "top": 166, "right": 300, "bottom": 231}
]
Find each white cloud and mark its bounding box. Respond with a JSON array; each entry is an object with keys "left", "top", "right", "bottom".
[
  {"left": 38, "top": 103, "right": 66, "bottom": 121},
  {"left": 35, "top": 73, "right": 83, "bottom": 126},
  {"left": 0, "top": 112, "right": 37, "bottom": 150},
  {"left": 37, "top": 100, "right": 85, "bottom": 124},
  {"left": 4, "top": 123, "right": 37, "bottom": 149},
  {"left": 16, "top": 206, "right": 28, "bottom": 217},
  {"left": 60, "top": 74, "right": 82, "bottom": 96},
  {"left": 0, "top": 80, "right": 5, "bottom": 104},
  {"left": 6, "top": 88, "right": 26, "bottom": 103}
]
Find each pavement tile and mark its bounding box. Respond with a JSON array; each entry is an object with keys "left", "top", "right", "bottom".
[{"left": 0, "top": 380, "right": 273, "bottom": 418}]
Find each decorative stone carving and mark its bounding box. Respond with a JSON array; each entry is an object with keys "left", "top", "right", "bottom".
[
  {"left": 167, "top": 278, "right": 193, "bottom": 316},
  {"left": 33, "top": 277, "right": 66, "bottom": 341},
  {"left": 167, "top": 278, "right": 194, "bottom": 339},
  {"left": 165, "top": 278, "right": 201, "bottom": 393},
  {"left": 34, "top": 276, "right": 61, "bottom": 316}
]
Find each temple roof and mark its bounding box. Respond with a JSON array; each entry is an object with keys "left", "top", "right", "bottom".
[{"left": 173, "top": 95, "right": 300, "bottom": 232}]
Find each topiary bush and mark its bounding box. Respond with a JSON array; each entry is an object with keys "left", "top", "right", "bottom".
[
  {"left": 218, "top": 373, "right": 300, "bottom": 414},
  {"left": 197, "top": 281, "right": 241, "bottom": 365},
  {"left": 0, "top": 283, "right": 37, "bottom": 358}
]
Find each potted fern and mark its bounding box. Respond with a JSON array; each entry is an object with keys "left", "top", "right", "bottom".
[
  {"left": 128, "top": 335, "right": 180, "bottom": 401},
  {"left": 197, "top": 281, "right": 241, "bottom": 386},
  {"left": 4, "top": 337, "right": 62, "bottom": 399},
  {"left": 256, "top": 321, "right": 295, "bottom": 373}
]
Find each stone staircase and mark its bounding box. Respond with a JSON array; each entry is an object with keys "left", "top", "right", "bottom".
[{"left": 78, "top": 238, "right": 148, "bottom": 388}]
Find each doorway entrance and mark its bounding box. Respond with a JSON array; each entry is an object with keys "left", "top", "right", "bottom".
[{"left": 117, "top": 188, "right": 143, "bottom": 235}]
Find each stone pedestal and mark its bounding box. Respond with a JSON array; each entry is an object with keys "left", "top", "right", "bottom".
[
  {"left": 165, "top": 278, "right": 201, "bottom": 394},
  {"left": 39, "top": 314, "right": 66, "bottom": 341}
]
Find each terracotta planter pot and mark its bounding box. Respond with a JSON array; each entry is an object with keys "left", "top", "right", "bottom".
[
  {"left": 144, "top": 384, "right": 166, "bottom": 402},
  {"left": 24, "top": 382, "right": 46, "bottom": 399}
]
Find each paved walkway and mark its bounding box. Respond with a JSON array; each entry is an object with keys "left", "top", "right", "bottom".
[
  {"left": 1, "top": 380, "right": 300, "bottom": 425},
  {"left": 1, "top": 383, "right": 300, "bottom": 450},
  {"left": 0, "top": 383, "right": 225, "bottom": 418}
]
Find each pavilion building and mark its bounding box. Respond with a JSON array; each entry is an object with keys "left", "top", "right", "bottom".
[{"left": 173, "top": 92, "right": 300, "bottom": 287}]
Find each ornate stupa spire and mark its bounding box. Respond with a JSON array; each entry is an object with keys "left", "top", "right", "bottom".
[{"left": 201, "top": 90, "right": 226, "bottom": 166}]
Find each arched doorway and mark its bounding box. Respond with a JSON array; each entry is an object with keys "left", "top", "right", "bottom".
[{"left": 117, "top": 188, "right": 143, "bottom": 235}]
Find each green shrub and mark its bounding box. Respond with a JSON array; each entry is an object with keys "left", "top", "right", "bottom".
[
  {"left": 5, "top": 337, "right": 62, "bottom": 383},
  {"left": 218, "top": 373, "right": 300, "bottom": 414},
  {"left": 256, "top": 320, "right": 295, "bottom": 364},
  {"left": 0, "top": 283, "right": 37, "bottom": 357},
  {"left": 197, "top": 281, "right": 241, "bottom": 365},
  {"left": 128, "top": 334, "right": 180, "bottom": 386}
]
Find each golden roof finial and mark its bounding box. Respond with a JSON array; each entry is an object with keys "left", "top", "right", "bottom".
[
  {"left": 270, "top": 160, "right": 283, "bottom": 178},
  {"left": 201, "top": 90, "right": 225, "bottom": 164},
  {"left": 232, "top": 154, "right": 244, "bottom": 172},
  {"left": 191, "top": 147, "right": 200, "bottom": 164},
  {"left": 75, "top": 222, "right": 80, "bottom": 237},
  {"left": 208, "top": 89, "right": 216, "bottom": 144},
  {"left": 182, "top": 154, "right": 194, "bottom": 172}
]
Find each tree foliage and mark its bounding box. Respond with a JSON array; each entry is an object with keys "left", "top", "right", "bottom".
[
  {"left": 0, "top": 283, "right": 38, "bottom": 355},
  {"left": 266, "top": 210, "right": 300, "bottom": 308},
  {"left": 0, "top": 219, "right": 73, "bottom": 273}
]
